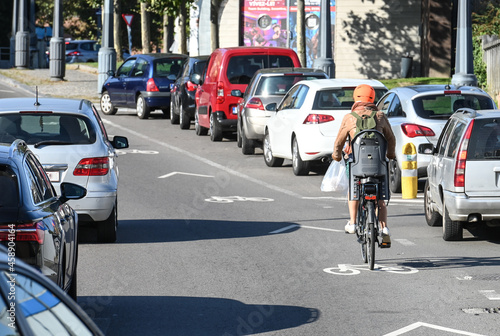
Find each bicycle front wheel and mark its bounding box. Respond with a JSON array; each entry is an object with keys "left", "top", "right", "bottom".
[{"left": 366, "top": 202, "right": 376, "bottom": 270}]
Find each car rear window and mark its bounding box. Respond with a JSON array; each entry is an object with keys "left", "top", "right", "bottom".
[
  {"left": 154, "top": 58, "right": 186, "bottom": 78},
  {"left": 226, "top": 55, "right": 295, "bottom": 85},
  {"left": 313, "top": 88, "right": 387, "bottom": 110},
  {"left": 255, "top": 75, "right": 326, "bottom": 96},
  {"left": 467, "top": 118, "right": 500, "bottom": 160},
  {"left": 412, "top": 94, "right": 495, "bottom": 119},
  {"left": 65, "top": 43, "right": 77, "bottom": 50},
  {"left": 0, "top": 165, "right": 18, "bottom": 207},
  {"left": 0, "top": 114, "right": 96, "bottom": 145}
]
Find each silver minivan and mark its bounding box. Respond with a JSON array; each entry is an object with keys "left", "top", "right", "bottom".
[{"left": 425, "top": 108, "right": 500, "bottom": 240}]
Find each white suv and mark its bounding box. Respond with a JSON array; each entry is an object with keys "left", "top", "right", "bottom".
[{"left": 425, "top": 108, "right": 500, "bottom": 241}]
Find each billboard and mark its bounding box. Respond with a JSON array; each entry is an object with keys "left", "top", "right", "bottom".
[{"left": 242, "top": 0, "right": 336, "bottom": 67}]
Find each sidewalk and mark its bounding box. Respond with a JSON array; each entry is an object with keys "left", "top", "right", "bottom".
[{"left": 0, "top": 64, "right": 100, "bottom": 104}]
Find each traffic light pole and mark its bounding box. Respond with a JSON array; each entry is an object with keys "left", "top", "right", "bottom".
[
  {"left": 50, "top": 0, "right": 65, "bottom": 81},
  {"left": 98, "top": 0, "right": 116, "bottom": 93}
]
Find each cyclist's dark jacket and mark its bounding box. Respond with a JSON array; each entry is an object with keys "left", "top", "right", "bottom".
[{"left": 332, "top": 101, "right": 396, "bottom": 162}]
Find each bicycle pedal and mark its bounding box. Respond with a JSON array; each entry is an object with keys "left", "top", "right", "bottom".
[{"left": 380, "top": 241, "right": 391, "bottom": 248}]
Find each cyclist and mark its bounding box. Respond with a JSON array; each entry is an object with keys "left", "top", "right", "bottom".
[{"left": 331, "top": 84, "right": 396, "bottom": 245}]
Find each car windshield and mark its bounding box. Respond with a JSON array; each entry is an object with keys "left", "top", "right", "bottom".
[
  {"left": 255, "top": 75, "right": 326, "bottom": 96},
  {"left": 227, "top": 55, "right": 295, "bottom": 85},
  {"left": 154, "top": 58, "right": 185, "bottom": 78},
  {"left": 412, "top": 94, "right": 495, "bottom": 119},
  {"left": 0, "top": 165, "right": 18, "bottom": 207},
  {"left": 313, "top": 88, "right": 387, "bottom": 110},
  {"left": 0, "top": 113, "right": 96, "bottom": 146},
  {"left": 467, "top": 118, "right": 500, "bottom": 160}
]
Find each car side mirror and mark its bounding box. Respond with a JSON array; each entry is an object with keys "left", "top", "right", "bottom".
[
  {"left": 266, "top": 103, "right": 277, "bottom": 111},
  {"left": 231, "top": 90, "right": 242, "bottom": 97},
  {"left": 107, "top": 70, "right": 115, "bottom": 77},
  {"left": 111, "top": 135, "right": 129, "bottom": 149},
  {"left": 191, "top": 73, "right": 201, "bottom": 85},
  {"left": 60, "top": 182, "right": 87, "bottom": 204}
]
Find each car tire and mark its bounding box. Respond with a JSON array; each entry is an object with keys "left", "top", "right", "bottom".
[
  {"left": 179, "top": 101, "right": 190, "bottom": 130},
  {"left": 100, "top": 91, "right": 117, "bottom": 115},
  {"left": 170, "top": 99, "right": 179, "bottom": 124},
  {"left": 237, "top": 122, "right": 243, "bottom": 148},
  {"left": 195, "top": 110, "right": 208, "bottom": 136},
  {"left": 97, "top": 203, "right": 117, "bottom": 243},
  {"left": 424, "top": 180, "right": 442, "bottom": 227},
  {"left": 263, "top": 131, "right": 284, "bottom": 167},
  {"left": 292, "top": 137, "right": 310, "bottom": 176},
  {"left": 136, "top": 95, "right": 151, "bottom": 119},
  {"left": 210, "top": 113, "right": 223, "bottom": 142},
  {"left": 442, "top": 201, "right": 463, "bottom": 241},
  {"left": 389, "top": 159, "right": 402, "bottom": 193},
  {"left": 241, "top": 126, "right": 255, "bottom": 155}
]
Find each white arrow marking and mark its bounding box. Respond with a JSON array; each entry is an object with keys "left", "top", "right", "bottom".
[
  {"left": 479, "top": 290, "right": 500, "bottom": 300},
  {"left": 384, "top": 321, "right": 487, "bottom": 336},
  {"left": 158, "top": 172, "right": 214, "bottom": 179}
]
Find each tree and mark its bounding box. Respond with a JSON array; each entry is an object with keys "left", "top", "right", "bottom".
[{"left": 140, "top": 1, "right": 151, "bottom": 53}]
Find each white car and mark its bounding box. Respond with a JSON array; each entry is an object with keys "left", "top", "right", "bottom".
[
  {"left": 263, "top": 78, "right": 388, "bottom": 175},
  {"left": 0, "top": 98, "right": 129, "bottom": 243},
  {"left": 376, "top": 85, "right": 497, "bottom": 193}
]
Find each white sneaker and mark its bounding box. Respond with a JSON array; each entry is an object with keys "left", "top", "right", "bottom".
[
  {"left": 381, "top": 227, "right": 391, "bottom": 236},
  {"left": 345, "top": 221, "right": 356, "bottom": 234}
]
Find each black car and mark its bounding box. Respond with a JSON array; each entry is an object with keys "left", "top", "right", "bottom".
[
  {"left": 0, "top": 140, "right": 86, "bottom": 300},
  {"left": 0, "top": 246, "right": 104, "bottom": 335},
  {"left": 170, "top": 55, "right": 210, "bottom": 129},
  {"left": 100, "top": 53, "right": 188, "bottom": 119}
]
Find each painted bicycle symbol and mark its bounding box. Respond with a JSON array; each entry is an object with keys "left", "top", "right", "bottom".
[
  {"left": 323, "top": 264, "right": 419, "bottom": 275},
  {"left": 205, "top": 196, "right": 274, "bottom": 203}
]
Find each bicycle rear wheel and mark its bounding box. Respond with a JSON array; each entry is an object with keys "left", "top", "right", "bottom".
[
  {"left": 358, "top": 205, "right": 368, "bottom": 263},
  {"left": 366, "top": 202, "right": 376, "bottom": 270}
]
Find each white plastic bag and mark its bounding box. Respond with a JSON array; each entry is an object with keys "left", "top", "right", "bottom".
[{"left": 321, "top": 160, "right": 348, "bottom": 192}]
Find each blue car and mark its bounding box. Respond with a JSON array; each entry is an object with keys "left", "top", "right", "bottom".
[{"left": 100, "top": 53, "right": 188, "bottom": 119}]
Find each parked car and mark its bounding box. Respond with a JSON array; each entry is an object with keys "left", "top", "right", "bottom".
[
  {"left": 376, "top": 85, "right": 496, "bottom": 193},
  {"left": 193, "top": 46, "right": 302, "bottom": 141},
  {"left": 0, "top": 140, "right": 86, "bottom": 300},
  {"left": 425, "top": 108, "right": 500, "bottom": 241},
  {"left": 65, "top": 39, "right": 100, "bottom": 63},
  {"left": 170, "top": 55, "right": 210, "bottom": 129},
  {"left": 0, "top": 97, "right": 129, "bottom": 243},
  {"left": 264, "top": 78, "right": 388, "bottom": 175},
  {"left": 232, "top": 67, "right": 328, "bottom": 154},
  {"left": 0, "top": 246, "right": 104, "bottom": 335},
  {"left": 100, "top": 53, "right": 188, "bottom": 119}
]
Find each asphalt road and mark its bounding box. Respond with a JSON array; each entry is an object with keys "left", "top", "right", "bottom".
[{"left": 2, "top": 86, "right": 500, "bottom": 335}]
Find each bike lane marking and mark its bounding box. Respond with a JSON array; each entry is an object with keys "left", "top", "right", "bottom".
[
  {"left": 158, "top": 172, "right": 213, "bottom": 179},
  {"left": 384, "top": 321, "right": 486, "bottom": 336},
  {"left": 323, "top": 264, "right": 419, "bottom": 275},
  {"left": 269, "top": 224, "right": 344, "bottom": 234}
]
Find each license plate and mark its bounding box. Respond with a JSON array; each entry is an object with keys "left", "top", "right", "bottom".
[
  {"left": 46, "top": 171, "right": 60, "bottom": 182},
  {"left": 232, "top": 106, "right": 238, "bottom": 115}
]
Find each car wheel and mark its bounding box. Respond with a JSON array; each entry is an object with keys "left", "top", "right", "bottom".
[
  {"left": 195, "top": 110, "right": 208, "bottom": 135},
  {"left": 170, "top": 99, "right": 179, "bottom": 124},
  {"left": 292, "top": 137, "right": 310, "bottom": 176},
  {"left": 442, "top": 201, "right": 463, "bottom": 241},
  {"left": 97, "top": 202, "right": 117, "bottom": 243},
  {"left": 241, "top": 126, "right": 255, "bottom": 155},
  {"left": 179, "top": 101, "right": 190, "bottom": 130},
  {"left": 263, "top": 131, "right": 284, "bottom": 167},
  {"left": 424, "top": 179, "right": 442, "bottom": 227},
  {"left": 210, "top": 112, "right": 223, "bottom": 142},
  {"left": 236, "top": 121, "right": 242, "bottom": 148},
  {"left": 136, "top": 95, "right": 151, "bottom": 119},
  {"left": 100, "top": 91, "right": 117, "bottom": 115},
  {"left": 389, "top": 159, "right": 402, "bottom": 193}
]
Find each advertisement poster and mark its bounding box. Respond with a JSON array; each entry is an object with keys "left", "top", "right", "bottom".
[{"left": 242, "top": 0, "right": 335, "bottom": 67}]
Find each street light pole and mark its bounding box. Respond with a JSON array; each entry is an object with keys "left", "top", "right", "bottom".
[
  {"left": 451, "top": 0, "right": 477, "bottom": 87},
  {"left": 312, "top": 0, "right": 335, "bottom": 77},
  {"left": 50, "top": 0, "right": 65, "bottom": 80},
  {"left": 98, "top": 0, "right": 116, "bottom": 93},
  {"left": 15, "top": 0, "right": 30, "bottom": 69},
  {"left": 10, "top": 0, "right": 18, "bottom": 67}
]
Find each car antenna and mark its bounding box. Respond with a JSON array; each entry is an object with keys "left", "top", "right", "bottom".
[{"left": 34, "top": 86, "right": 41, "bottom": 106}]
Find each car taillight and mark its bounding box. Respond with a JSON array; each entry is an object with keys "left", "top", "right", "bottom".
[
  {"left": 303, "top": 114, "right": 335, "bottom": 124},
  {"left": 186, "top": 81, "right": 198, "bottom": 92},
  {"left": 74, "top": 157, "right": 109, "bottom": 176},
  {"left": 246, "top": 97, "right": 264, "bottom": 110},
  {"left": 401, "top": 123, "right": 435, "bottom": 138},
  {"left": 0, "top": 222, "right": 45, "bottom": 244},
  {"left": 67, "top": 51, "right": 81, "bottom": 56},
  {"left": 146, "top": 78, "right": 159, "bottom": 92},
  {"left": 216, "top": 81, "right": 225, "bottom": 104},
  {"left": 454, "top": 120, "right": 474, "bottom": 187}
]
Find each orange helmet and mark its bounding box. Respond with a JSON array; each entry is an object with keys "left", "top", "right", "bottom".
[{"left": 353, "top": 84, "right": 375, "bottom": 103}]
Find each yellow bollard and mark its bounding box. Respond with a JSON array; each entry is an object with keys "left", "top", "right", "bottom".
[{"left": 401, "top": 143, "right": 417, "bottom": 199}]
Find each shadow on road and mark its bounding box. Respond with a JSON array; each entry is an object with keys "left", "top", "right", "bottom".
[{"left": 78, "top": 295, "right": 319, "bottom": 335}]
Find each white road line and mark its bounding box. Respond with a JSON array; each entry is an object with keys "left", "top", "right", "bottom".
[
  {"left": 103, "top": 119, "right": 302, "bottom": 198},
  {"left": 393, "top": 239, "right": 415, "bottom": 246},
  {"left": 158, "top": 172, "right": 214, "bottom": 179},
  {"left": 479, "top": 290, "right": 500, "bottom": 300},
  {"left": 270, "top": 224, "right": 346, "bottom": 234},
  {"left": 384, "top": 321, "right": 487, "bottom": 336},
  {"left": 270, "top": 224, "right": 299, "bottom": 234}
]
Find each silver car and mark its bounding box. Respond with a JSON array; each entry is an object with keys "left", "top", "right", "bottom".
[
  {"left": 233, "top": 67, "right": 328, "bottom": 155},
  {"left": 425, "top": 108, "right": 500, "bottom": 241},
  {"left": 65, "top": 40, "right": 99, "bottom": 63},
  {"left": 0, "top": 98, "right": 129, "bottom": 243},
  {"left": 377, "top": 85, "right": 496, "bottom": 193}
]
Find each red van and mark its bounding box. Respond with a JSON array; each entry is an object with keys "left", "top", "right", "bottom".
[{"left": 193, "top": 47, "right": 301, "bottom": 141}]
